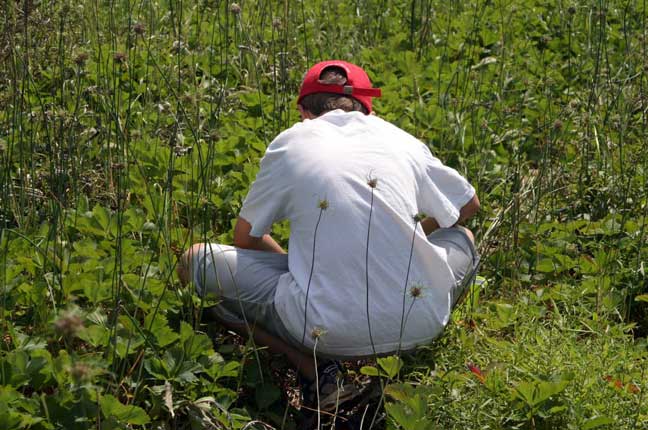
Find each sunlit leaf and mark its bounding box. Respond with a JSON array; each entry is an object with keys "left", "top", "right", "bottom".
[
  {"left": 377, "top": 356, "right": 403, "bottom": 379},
  {"left": 100, "top": 394, "right": 150, "bottom": 425}
]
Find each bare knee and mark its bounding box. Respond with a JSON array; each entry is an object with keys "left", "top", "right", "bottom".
[{"left": 177, "top": 243, "right": 205, "bottom": 286}]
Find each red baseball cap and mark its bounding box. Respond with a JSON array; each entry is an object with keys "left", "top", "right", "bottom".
[{"left": 297, "top": 60, "right": 382, "bottom": 114}]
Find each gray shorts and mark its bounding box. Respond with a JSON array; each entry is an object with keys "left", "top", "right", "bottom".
[{"left": 190, "top": 227, "right": 480, "bottom": 356}]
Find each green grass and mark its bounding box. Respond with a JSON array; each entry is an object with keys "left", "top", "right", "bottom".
[{"left": 0, "top": 0, "right": 647, "bottom": 428}]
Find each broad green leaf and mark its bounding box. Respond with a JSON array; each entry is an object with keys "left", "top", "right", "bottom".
[
  {"left": 25, "top": 349, "right": 53, "bottom": 389},
  {"left": 207, "top": 360, "right": 241, "bottom": 381},
  {"left": 78, "top": 324, "right": 110, "bottom": 347},
  {"left": 115, "top": 335, "right": 145, "bottom": 358},
  {"left": 84, "top": 280, "right": 112, "bottom": 304},
  {"left": 576, "top": 252, "right": 598, "bottom": 274},
  {"left": 385, "top": 397, "right": 431, "bottom": 430},
  {"left": 92, "top": 205, "right": 111, "bottom": 232},
  {"left": 512, "top": 375, "right": 571, "bottom": 408},
  {"left": 18, "top": 414, "right": 48, "bottom": 429},
  {"left": 72, "top": 238, "right": 104, "bottom": 259},
  {"left": 145, "top": 313, "right": 179, "bottom": 348},
  {"left": 490, "top": 303, "right": 517, "bottom": 328},
  {"left": 634, "top": 295, "right": 648, "bottom": 303},
  {"left": 360, "top": 366, "right": 380, "bottom": 376},
  {"left": 385, "top": 383, "right": 441, "bottom": 402},
  {"left": 536, "top": 258, "right": 556, "bottom": 273},
  {"left": 377, "top": 356, "right": 403, "bottom": 379},
  {"left": 100, "top": 394, "right": 150, "bottom": 425},
  {"left": 547, "top": 405, "right": 568, "bottom": 415},
  {"left": 0, "top": 412, "right": 22, "bottom": 430},
  {"left": 144, "top": 357, "right": 169, "bottom": 380},
  {"left": 385, "top": 402, "right": 417, "bottom": 430},
  {"left": 384, "top": 383, "right": 413, "bottom": 402},
  {"left": 180, "top": 321, "right": 214, "bottom": 359},
  {"left": 582, "top": 416, "right": 615, "bottom": 429}
]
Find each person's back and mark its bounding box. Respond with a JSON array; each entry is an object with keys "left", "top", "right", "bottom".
[{"left": 243, "top": 110, "right": 475, "bottom": 357}]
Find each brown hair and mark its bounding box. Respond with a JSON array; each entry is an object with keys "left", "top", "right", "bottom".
[{"left": 298, "top": 66, "right": 368, "bottom": 116}]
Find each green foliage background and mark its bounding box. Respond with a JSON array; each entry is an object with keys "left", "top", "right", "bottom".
[{"left": 0, "top": 0, "right": 646, "bottom": 428}]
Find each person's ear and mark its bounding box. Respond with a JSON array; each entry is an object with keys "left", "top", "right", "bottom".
[{"left": 298, "top": 104, "right": 316, "bottom": 120}]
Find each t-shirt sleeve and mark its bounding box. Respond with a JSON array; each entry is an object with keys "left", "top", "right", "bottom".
[
  {"left": 417, "top": 145, "right": 475, "bottom": 228},
  {"left": 238, "top": 143, "right": 290, "bottom": 237}
]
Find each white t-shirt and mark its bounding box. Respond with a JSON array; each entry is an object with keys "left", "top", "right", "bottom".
[{"left": 239, "top": 110, "right": 475, "bottom": 357}]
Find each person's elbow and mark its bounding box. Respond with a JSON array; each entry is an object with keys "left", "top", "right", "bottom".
[
  {"left": 233, "top": 232, "right": 262, "bottom": 249},
  {"left": 459, "top": 193, "right": 480, "bottom": 222},
  {"left": 469, "top": 193, "right": 480, "bottom": 215},
  {"left": 233, "top": 235, "right": 251, "bottom": 249},
  {"left": 233, "top": 217, "right": 258, "bottom": 249}
]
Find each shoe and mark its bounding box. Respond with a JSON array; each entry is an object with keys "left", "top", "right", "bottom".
[{"left": 300, "top": 361, "right": 359, "bottom": 412}]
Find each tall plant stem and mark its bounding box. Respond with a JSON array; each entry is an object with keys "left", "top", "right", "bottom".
[
  {"left": 396, "top": 220, "right": 419, "bottom": 362},
  {"left": 365, "top": 185, "right": 378, "bottom": 358},
  {"left": 301, "top": 206, "right": 325, "bottom": 345}
]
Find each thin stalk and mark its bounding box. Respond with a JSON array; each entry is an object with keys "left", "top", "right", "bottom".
[
  {"left": 365, "top": 180, "right": 378, "bottom": 358},
  {"left": 313, "top": 337, "right": 321, "bottom": 430},
  {"left": 409, "top": 0, "right": 416, "bottom": 50},
  {"left": 301, "top": 205, "right": 326, "bottom": 345},
  {"left": 396, "top": 219, "right": 419, "bottom": 362},
  {"left": 365, "top": 178, "right": 382, "bottom": 430}
]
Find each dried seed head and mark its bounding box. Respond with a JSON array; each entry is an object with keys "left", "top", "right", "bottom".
[
  {"left": 318, "top": 199, "right": 329, "bottom": 210},
  {"left": 54, "top": 311, "right": 84, "bottom": 337},
  {"left": 174, "top": 146, "right": 192, "bottom": 156},
  {"left": 133, "top": 22, "right": 146, "bottom": 35},
  {"left": 367, "top": 177, "right": 378, "bottom": 189},
  {"left": 553, "top": 119, "right": 563, "bottom": 130},
  {"left": 567, "top": 6, "right": 576, "bottom": 15},
  {"left": 538, "top": 35, "right": 551, "bottom": 50},
  {"left": 230, "top": 3, "right": 241, "bottom": 14},
  {"left": 74, "top": 52, "right": 89, "bottom": 66},
  {"left": 409, "top": 285, "right": 424, "bottom": 299},
  {"left": 272, "top": 18, "right": 282, "bottom": 29},
  {"left": 311, "top": 327, "right": 326, "bottom": 340},
  {"left": 412, "top": 212, "right": 427, "bottom": 223},
  {"left": 113, "top": 52, "right": 127, "bottom": 63},
  {"left": 70, "top": 362, "right": 92, "bottom": 381},
  {"left": 171, "top": 40, "right": 186, "bottom": 54}
]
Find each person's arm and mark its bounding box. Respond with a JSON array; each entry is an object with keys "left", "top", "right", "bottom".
[
  {"left": 421, "top": 193, "right": 480, "bottom": 235},
  {"left": 420, "top": 217, "right": 440, "bottom": 236},
  {"left": 457, "top": 193, "right": 480, "bottom": 224},
  {"left": 233, "top": 216, "right": 286, "bottom": 254}
]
